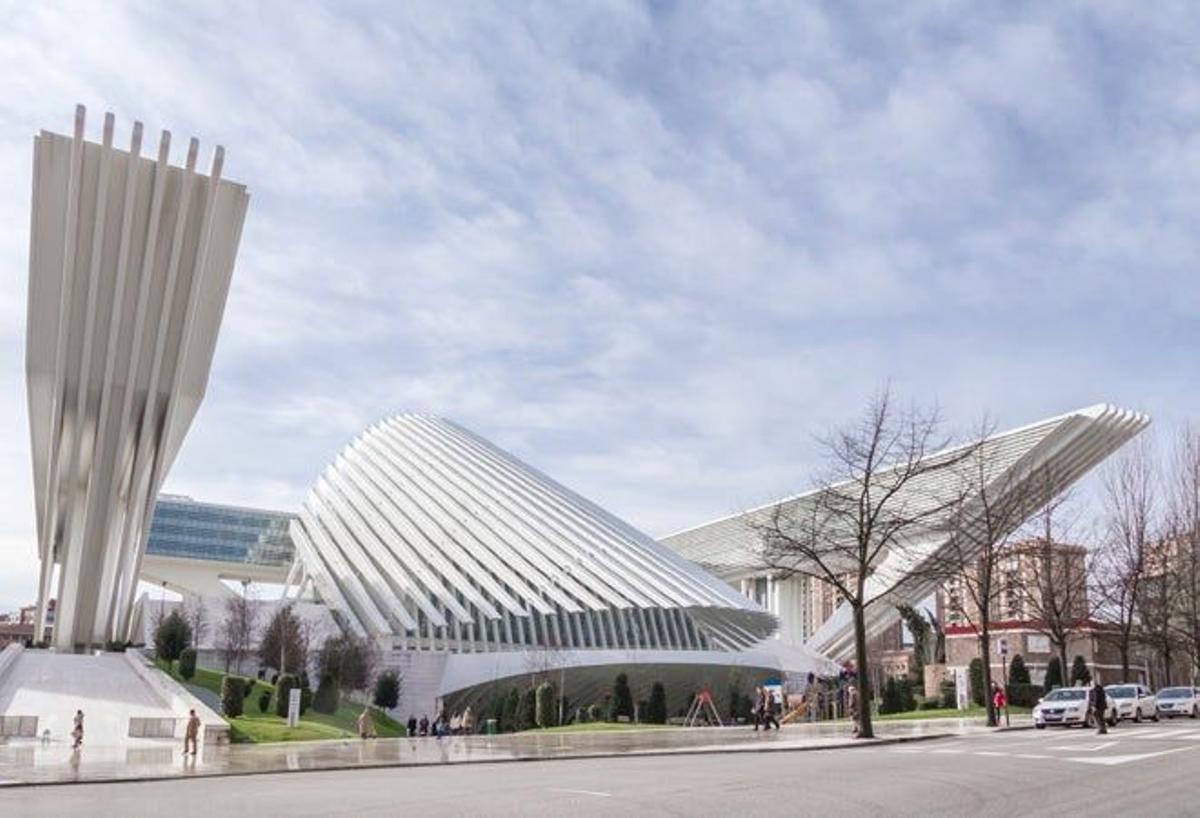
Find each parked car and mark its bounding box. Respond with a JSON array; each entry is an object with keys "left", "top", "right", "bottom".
[
  {"left": 1033, "top": 687, "right": 1116, "bottom": 729},
  {"left": 1105, "top": 684, "right": 1158, "bottom": 722},
  {"left": 1155, "top": 687, "right": 1200, "bottom": 719}
]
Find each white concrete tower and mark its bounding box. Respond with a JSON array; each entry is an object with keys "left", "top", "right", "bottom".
[{"left": 27, "top": 106, "right": 250, "bottom": 649}]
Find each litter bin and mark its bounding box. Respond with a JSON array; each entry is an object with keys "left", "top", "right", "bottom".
[{"left": 485, "top": 718, "right": 498, "bottom": 735}]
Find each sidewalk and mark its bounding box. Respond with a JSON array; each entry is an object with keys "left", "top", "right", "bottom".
[{"left": 0, "top": 716, "right": 1027, "bottom": 787}]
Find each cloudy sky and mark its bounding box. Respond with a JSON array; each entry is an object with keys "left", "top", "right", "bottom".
[{"left": 0, "top": 2, "right": 1197, "bottom": 610}]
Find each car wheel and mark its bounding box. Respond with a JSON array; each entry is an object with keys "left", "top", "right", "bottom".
[
  {"left": 1152, "top": 710, "right": 1160, "bottom": 722},
  {"left": 1035, "top": 723, "right": 1045, "bottom": 729},
  {"left": 1108, "top": 714, "right": 1117, "bottom": 727},
  {"left": 1134, "top": 709, "right": 1142, "bottom": 724},
  {"left": 1192, "top": 706, "right": 1198, "bottom": 719}
]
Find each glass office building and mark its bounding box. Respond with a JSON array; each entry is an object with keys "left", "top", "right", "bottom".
[{"left": 146, "top": 495, "right": 296, "bottom": 568}]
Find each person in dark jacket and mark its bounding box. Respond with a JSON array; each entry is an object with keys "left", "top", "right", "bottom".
[
  {"left": 407, "top": 715, "right": 418, "bottom": 737},
  {"left": 1091, "top": 680, "right": 1108, "bottom": 734}
]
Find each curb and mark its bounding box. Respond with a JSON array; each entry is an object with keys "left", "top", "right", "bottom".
[{"left": 0, "top": 732, "right": 953, "bottom": 790}]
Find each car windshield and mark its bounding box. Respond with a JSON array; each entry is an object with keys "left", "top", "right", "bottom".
[
  {"left": 1043, "top": 689, "right": 1086, "bottom": 701},
  {"left": 1158, "top": 688, "right": 1192, "bottom": 699},
  {"left": 1106, "top": 686, "right": 1137, "bottom": 698}
]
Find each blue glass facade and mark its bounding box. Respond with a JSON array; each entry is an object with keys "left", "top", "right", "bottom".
[{"left": 145, "top": 496, "right": 296, "bottom": 567}]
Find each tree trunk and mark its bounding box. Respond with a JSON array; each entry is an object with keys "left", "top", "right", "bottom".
[
  {"left": 854, "top": 604, "right": 874, "bottom": 739},
  {"left": 1058, "top": 644, "right": 1069, "bottom": 688},
  {"left": 1120, "top": 644, "right": 1130, "bottom": 682},
  {"left": 980, "top": 625, "right": 995, "bottom": 726}
]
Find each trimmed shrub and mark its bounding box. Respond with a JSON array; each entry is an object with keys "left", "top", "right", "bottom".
[
  {"left": 312, "top": 674, "right": 340, "bottom": 715},
  {"left": 1044, "top": 656, "right": 1064, "bottom": 690},
  {"left": 646, "top": 682, "right": 667, "bottom": 725},
  {"left": 1070, "top": 655, "right": 1092, "bottom": 686},
  {"left": 1009, "top": 654, "right": 1031, "bottom": 685},
  {"left": 275, "top": 674, "right": 301, "bottom": 718},
  {"left": 1005, "top": 683, "right": 1042, "bottom": 708},
  {"left": 501, "top": 688, "right": 521, "bottom": 733},
  {"left": 155, "top": 610, "right": 192, "bottom": 662},
  {"left": 221, "top": 675, "right": 246, "bottom": 718},
  {"left": 536, "top": 681, "right": 557, "bottom": 728},
  {"left": 609, "top": 673, "right": 634, "bottom": 722},
  {"left": 880, "top": 677, "right": 897, "bottom": 714},
  {"left": 939, "top": 679, "right": 957, "bottom": 709},
  {"left": 258, "top": 690, "right": 271, "bottom": 713},
  {"left": 969, "top": 658, "right": 985, "bottom": 706},
  {"left": 373, "top": 671, "right": 401, "bottom": 710},
  {"left": 518, "top": 687, "right": 537, "bottom": 731},
  {"left": 919, "top": 696, "right": 942, "bottom": 711},
  {"left": 178, "top": 648, "right": 197, "bottom": 680}
]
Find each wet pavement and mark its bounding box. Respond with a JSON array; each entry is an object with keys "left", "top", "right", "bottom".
[{"left": 0, "top": 716, "right": 1028, "bottom": 787}]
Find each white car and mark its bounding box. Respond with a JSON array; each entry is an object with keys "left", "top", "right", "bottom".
[
  {"left": 1106, "top": 684, "right": 1158, "bottom": 723},
  {"left": 1033, "top": 687, "right": 1116, "bottom": 728},
  {"left": 1155, "top": 687, "right": 1200, "bottom": 719}
]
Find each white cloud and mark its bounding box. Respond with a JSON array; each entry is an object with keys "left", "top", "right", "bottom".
[{"left": 0, "top": 2, "right": 1196, "bottom": 609}]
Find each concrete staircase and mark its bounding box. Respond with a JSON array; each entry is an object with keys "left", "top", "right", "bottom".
[{"left": 0, "top": 647, "right": 225, "bottom": 747}]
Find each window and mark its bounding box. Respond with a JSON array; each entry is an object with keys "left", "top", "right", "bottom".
[{"left": 1026, "top": 634, "right": 1050, "bottom": 654}]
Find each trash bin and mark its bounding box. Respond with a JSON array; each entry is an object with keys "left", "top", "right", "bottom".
[{"left": 485, "top": 718, "right": 498, "bottom": 735}]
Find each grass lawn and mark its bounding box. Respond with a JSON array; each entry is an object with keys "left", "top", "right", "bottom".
[
  {"left": 154, "top": 658, "right": 405, "bottom": 743},
  {"left": 521, "top": 722, "right": 677, "bottom": 734}
]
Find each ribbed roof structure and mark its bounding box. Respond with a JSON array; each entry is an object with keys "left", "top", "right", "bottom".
[
  {"left": 290, "top": 414, "right": 776, "bottom": 653},
  {"left": 662, "top": 404, "right": 1149, "bottom": 660}
]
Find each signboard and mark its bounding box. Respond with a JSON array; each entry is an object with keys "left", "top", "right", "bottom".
[
  {"left": 287, "top": 688, "right": 301, "bottom": 727},
  {"left": 954, "top": 667, "right": 969, "bottom": 711},
  {"left": 996, "top": 637, "right": 1009, "bottom": 656}
]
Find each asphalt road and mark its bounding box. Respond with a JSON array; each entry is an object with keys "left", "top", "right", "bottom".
[{"left": 4, "top": 718, "right": 1199, "bottom": 817}]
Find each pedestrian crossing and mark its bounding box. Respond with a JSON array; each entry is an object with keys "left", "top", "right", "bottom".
[{"left": 881, "top": 724, "right": 1200, "bottom": 767}]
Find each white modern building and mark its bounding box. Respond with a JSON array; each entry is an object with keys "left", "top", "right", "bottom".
[
  {"left": 26, "top": 107, "right": 249, "bottom": 649},
  {"left": 286, "top": 414, "right": 832, "bottom": 716},
  {"left": 662, "top": 404, "right": 1150, "bottom": 664}
]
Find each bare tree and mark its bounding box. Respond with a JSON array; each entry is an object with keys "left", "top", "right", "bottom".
[
  {"left": 219, "top": 587, "right": 259, "bottom": 674},
  {"left": 753, "top": 388, "right": 967, "bottom": 739},
  {"left": 1013, "top": 486, "right": 1095, "bottom": 682},
  {"left": 1167, "top": 425, "right": 1200, "bottom": 680},
  {"left": 1095, "top": 440, "right": 1159, "bottom": 680},
  {"left": 182, "top": 596, "right": 209, "bottom": 648},
  {"left": 924, "top": 417, "right": 1042, "bottom": 725}
]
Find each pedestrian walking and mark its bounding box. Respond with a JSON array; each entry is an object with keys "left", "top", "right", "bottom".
[
  {"left": 991, "top": 682, "right": 1007, "bottom": 723},
  {"left": 462, "top": 706, "right": 474, "bottom": 735},
  {"left": 418, "top": 715, "right": 429, "bottom": 736},
  {"left": 752, "top": 686, "right": 764, "bottom": 731},
  {"left": 847, "top": 685, "right": 860, "bottom": 737},
  {"left": 1091, "top": 679, "right": 1109, "bottom": 735},
  {"left": 804, "top": 673, "right": 821, "bottom": 722},
  {"left": 71, "top": 710, "right": 84, "bottom": 749},
  {"left": 407, "top": 715, "right": 417, "bottom": 737},
  {"left": 357, "top": 707, "right": 376, "bottom": 739},
  {"left": 761, "top": 687, "right": 780, "bottom": 731},
  {"left": 183, "top": 708, "right": 201, "bottom": 755}
]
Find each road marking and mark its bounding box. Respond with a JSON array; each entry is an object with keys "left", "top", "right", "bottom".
[
  {"left": 1126, "top": 729, "right": 1175, "bottom": 739},
  {"left": 1063, "top": 746, "right": 1197, "bottom": 767},
  {"left": 1049, "top": 741, "right": 1115, "bottom": 752},
  {"left": 972, "top": 751, "right": 1008, "bottom": 757},
  {"left": 549, "top": 788, "right": 612, "bottom": 798},
  {"left": 1132, "top": 730, "right": 1200, "bottom": 740},
  {"left": 1013, "top": 754, "right": 1051, "bottom": 760}
]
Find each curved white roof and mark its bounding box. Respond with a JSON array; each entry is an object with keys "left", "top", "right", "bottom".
[{"left": 291, "top": 414, "right": 777, "bottom": 653}]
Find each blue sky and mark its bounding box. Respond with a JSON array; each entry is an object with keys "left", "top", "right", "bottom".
[{"left": 0, "top": 2, "right": 1197, "bottom": 610}]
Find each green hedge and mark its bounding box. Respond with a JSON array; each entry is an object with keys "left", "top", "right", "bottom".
[
  {"left": 275, "top": 674, "right": 301, "bottom": 718},
  {"left": 646, "top": 682, "right": 667, "bottom": 724},
  {"left": 536, "top": 681, "right": 557, "bottom": 728},
  {"left": 221, "top": 676, "right": 247, "bottom": 718},
  {"left": 178, "top": 648, "right": 197, "bottom": 680},
  {"left": 1005, "top": 683, "right": 1042, "bottom": 708}
]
